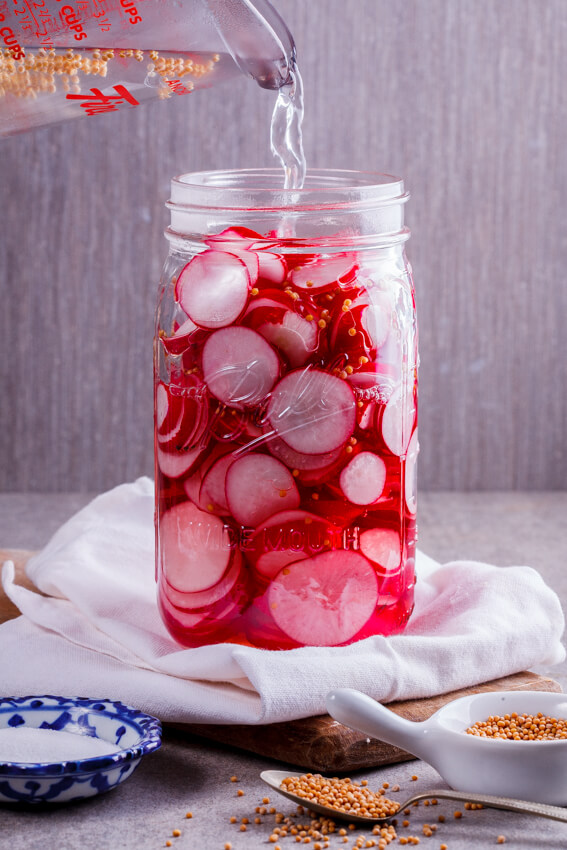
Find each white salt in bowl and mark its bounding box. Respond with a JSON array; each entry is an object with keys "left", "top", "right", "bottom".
[{"left": 0, "top": 695, "right": 161, "bottom": 804}]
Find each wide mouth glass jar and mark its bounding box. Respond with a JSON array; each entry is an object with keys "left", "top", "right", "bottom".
[{"left": 154, "top": 168, "right": 418, "bottom": 649}]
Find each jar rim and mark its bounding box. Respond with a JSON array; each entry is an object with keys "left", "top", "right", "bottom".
[{"left": 169, "top": 168, "right": 409, "bottom": 211}]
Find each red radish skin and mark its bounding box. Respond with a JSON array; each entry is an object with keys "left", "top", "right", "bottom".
[
  {"left": 267, "top": 368, "right": 356, "bottom": 455},
  {"left": 359, "top": 527, "right": 402, "bottom": 572},
  {"left": 267, "top": 550, "right": 378, "bottom": 646},
  {"left": 225, "top": 453, "right": 300, "bottom": 527},
  {"left": 404, "top": 428, "right": 418, "bottom": 514},
  {"left": 176, "top": 250, "right": 250, "bottom": 329},
  {"left": 202, "top": 326, "right": 280, "bottom": 410},
  {"left": 339, "top": 451, "right": 387, "bottom": 505},
  {"left": 159, "top": 501, "right": 232, "bottom": 592}
]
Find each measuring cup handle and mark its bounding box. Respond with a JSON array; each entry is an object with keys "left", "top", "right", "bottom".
[{"left": 326, "top": 688, "right": 434, "bottom": 760}]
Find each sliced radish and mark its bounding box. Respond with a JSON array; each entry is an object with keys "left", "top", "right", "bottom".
[
  {"left": 339, "top": 451, "right": 387, "bottom": 505},
  {"left": 161, "top": 550, "right": 242, "bottom": 609},
  {"left": 267, "top": 550, "right": 378, "bottom": 646},
  {"left": 258, "top": 310, "right": 318, "bottom": 368},
  {"left": 157, "top": 442, "right": 204, "bottom": 480},
  {"left": 175, "top": 250, "right": 250, "bottom": 329},
  {"left": 160, "top": 317, "right": 198, "bottom": 356},
  {"left": 380, "top": 381, "right": 417, "bottom": 456},
  {"left": 289, "top": 254, "right": 357, "bottom": 292},
  {"left": 404, "top": 428, "right": 418, "bottom": 514},
  {"left": 157, "top": 377, "right": 209, "bottom": 453},
  {"left": 205, "top": 227, "right": 260, "bottom": 284},
  {"left": 360, "top": 300, "right": 390, "bottom": 350},
  {"left": 199, "top": 450, "right": 238, "bottom": 514},
  {"left": 202, "top": 326, "right": 280, "bottom": 410},
  {"left": 249, "top": 509, "right": 336, "bottom": 579},
  {"left": 243, "top": 292, "right": 317, "bottom": 367},
  {"left": 156, "top": 382, "right": 170, "bottom": 432},
  {"left": 359, "top": 527, "right": 401, "bottom": 572},
  {"left": 267, "top": 368, "right": 356, "bottom": 455},
  {"left": 183, "top": 442, "right": 238, "bottom": 508},
  {"left": 159, "top": 500, "right": 232, "bottom": 592},
  {"left": 267, "top": 435, "right": 342, "bottom": 471},
  {"left": 258, "top": 251, "right": 286, "bottom": 284},
  {"left": 225, "top": 453, "right": 300, "bottom": 527}
]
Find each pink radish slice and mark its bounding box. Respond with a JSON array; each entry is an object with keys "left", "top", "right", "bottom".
[
  {"left": 267, "top": 368, "right": 356, "bottom": 455},
  {"left": 381, "top": 382, "right": 417, "bottom": 456},
  {"left": 267, "top": 435, "right": 342, "bottom": 471},
  {"left": 339, "top": 451, "right": 387, "bottom": 505},
  {"left": 199, "top": 451, "right": 238, "bottom": 514},
  {"left": 225, "top": 453, "right": 300, "bottom": 527},
  {"left": 160, "top": 317, "right": 198, "bottom": 356},
  {"left": 250, "top": 509, "right": 336, "bottom": 579},
  {"left": 258, "top": 252, "right": 286, "bottom": 284},
  {"left": 175, "top": 250, "right": 250, "bottom": 329},
  {"left": 404, "top": 428, "right": 418, "bottom": 514},
  {"left": 205, "top": 228, "right": 260, "bottom": 284},
  {"left": 158, "top": 380, "right": 209, "bottom": 453},
  {"left": 258, "top": 310, "right": 318, "bottom": 368},
  {"left": 360, "top": 301, "right": 390, "bottom": 349},
  {"left": 183, "top": 442, "right": 239, "bottom": 508},
  {"left": 267, "top": 550, "right": 378, "bottom": 646},
  {"left": 157, "top": 442, "right": 204, "bottom": 479},
  {"left": 161, "top": 550, "right": 242, "bottom": 609},
  {"left": 159, "top": 500, "right": 231, "bottom": 592},
  {"left": 359, "top": 528, "right": 401, "bottom": 572},
  {"left": 202, "top": 326, "right": 280, "bottom": 410},
  {"left": 289, "top": 254, "right": 357, "bottom": 292},
  {"left": 156, "top": 384, "right": 186, "bottom": 439},
  {"left": 156, "top": 382, "right": 170, "bottom": 432}
]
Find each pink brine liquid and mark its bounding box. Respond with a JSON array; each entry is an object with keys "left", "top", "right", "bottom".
[{"left": 154, "top": 228, "right": 418, "bottom": 649}]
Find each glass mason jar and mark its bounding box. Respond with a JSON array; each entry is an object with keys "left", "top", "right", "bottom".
[{"left": 154, "top": 169, "right": 418, "bottom": 649}]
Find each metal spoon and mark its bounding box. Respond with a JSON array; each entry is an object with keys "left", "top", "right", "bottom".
[{"left": 260, "top": 770, "right": 567, "bottom": 825}]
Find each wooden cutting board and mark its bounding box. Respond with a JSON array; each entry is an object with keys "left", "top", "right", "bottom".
[{"left": 1, "top": 549, "right": 562, "bottom": 772}]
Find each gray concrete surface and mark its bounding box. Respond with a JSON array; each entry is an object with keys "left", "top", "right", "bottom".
[{"left": 1, "top": 491, "right": 566, "bottom": 848}]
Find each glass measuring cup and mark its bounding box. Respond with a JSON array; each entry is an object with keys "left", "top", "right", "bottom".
[{"left": 0, "top": 0, "right": 295, "bottom": 136}]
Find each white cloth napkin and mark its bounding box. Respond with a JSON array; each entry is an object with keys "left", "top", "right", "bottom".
[{"left": 1, "top": 478, "right": 564, "bottom": 724}]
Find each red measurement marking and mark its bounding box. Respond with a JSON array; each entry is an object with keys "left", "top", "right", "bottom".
[
  {"left": 165, "top": 79, "right": 192, "bottom": 96},
  {"left": 65, "top": 85, "right": 139, "bottom": 115}
]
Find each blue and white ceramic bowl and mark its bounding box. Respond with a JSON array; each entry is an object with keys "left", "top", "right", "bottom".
[{"left": 0, "top": 695, "right": 162, "bottom": 804}]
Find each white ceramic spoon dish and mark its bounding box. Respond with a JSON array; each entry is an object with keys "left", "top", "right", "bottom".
[{"left": 326, "top": 688, "right": 567, "bottom": 806}]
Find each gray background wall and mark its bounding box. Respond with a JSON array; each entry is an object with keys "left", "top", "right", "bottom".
[{"left": 1, "top": 0, "right": 565, "bottom": 493}]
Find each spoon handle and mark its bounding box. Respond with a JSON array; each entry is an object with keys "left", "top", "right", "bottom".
[{"left": 405, "top": 789, "right": 567, "bottom": 822}]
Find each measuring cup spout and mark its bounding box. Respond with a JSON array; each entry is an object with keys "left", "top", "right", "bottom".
[{"left": 326, "top": 689, "right": 437, "bottom": 762}]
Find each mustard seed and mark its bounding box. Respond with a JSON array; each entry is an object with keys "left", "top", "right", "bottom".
[{"left": 466, "top": 712, "right": 567, "bottom": 740}]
